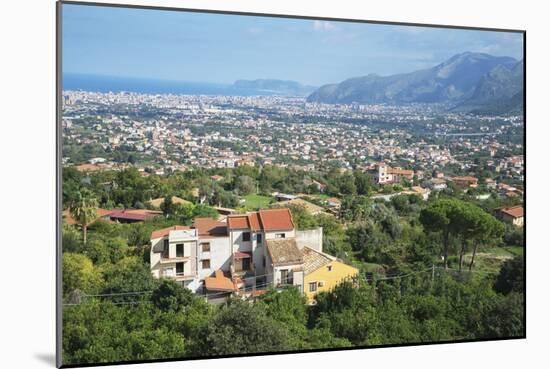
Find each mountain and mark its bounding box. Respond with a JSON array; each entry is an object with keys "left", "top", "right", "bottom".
[
  {"left": 453, "top": 60, "right": 524, "bottom": 114},
  {"left": 307, "top": 52, "right": 519, "bottom": 111},
  {"left": 232, "top": 79, "right": 317, "bottom": 96}
]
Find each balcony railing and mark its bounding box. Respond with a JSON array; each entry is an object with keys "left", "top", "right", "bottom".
[
  {"left": 159, "top": 256, "right": 190, "bottom": 264},
  {"left": 161, "top": 271, "right": 197, "bottom": 280}
]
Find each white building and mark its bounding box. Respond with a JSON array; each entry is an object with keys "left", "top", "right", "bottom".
[{"left": 150, "top": 208, "right": 323, "bottom": 294}]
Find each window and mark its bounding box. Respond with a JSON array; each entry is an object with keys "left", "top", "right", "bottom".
[
  {"left": 275, "top": 233, "right": 285, "bottom": 239},
  {"left": 263, "top": 257, "right": 266, "bottom": 267},
  {"left": 318, "top": 281, "right": 325, "bottom": 287},
  {"left": 242, "top": 258, "right": 251, "bottom": 271},
  {"left": 162, "top": 239, "right": 169, "bottom": 258},
  {"left": 201, "top": 259, "right": 211, "bottom": 269},
  {"left": 176, "top": 262, "right": 184, "bottom": 276},
  {"left": 327, "top": 265, "right": 333, "bottom": 272},
  {"left": 280, "top": 269, "right": 289, "bottom": 284},
  {"left": 201, "top": 242, "right": 210, "bottom": 252},
  {"left": 176, "top": 243, "right": 184, "bottom": 257},
  {"left": 242, "top": 232, "right": 251, "bottom": 242},
  {"left": 256, "top": 233, "right": 262, "bottom": 244},
  {"left": 309, "top": 282, "right": 317, "bottom": 292}
]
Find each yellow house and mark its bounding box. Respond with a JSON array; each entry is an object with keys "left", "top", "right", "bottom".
[{"left": 302, "top": 247, "right": 359, "bottom": 303}]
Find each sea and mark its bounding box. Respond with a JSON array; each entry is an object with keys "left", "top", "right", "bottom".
[{"left": 63, "top": 73, "right": 273, "bottom": 96}]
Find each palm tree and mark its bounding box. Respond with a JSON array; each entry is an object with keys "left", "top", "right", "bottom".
[{"left": 70, "top": 189, "right": 98, "bottom": 245}]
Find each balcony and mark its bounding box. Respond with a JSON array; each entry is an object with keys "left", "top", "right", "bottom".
[
  {"left": 174, "top": 272, "right": 197, "bottom": 281},
  {"left": 230, "top": 264, "right": 253, "bottom": 279},
  {"left": 159, "top": 256, "right": 190, "bottom": 264},
  {"left": 161, "top": 271, "right": 197, "bottom": 281}
]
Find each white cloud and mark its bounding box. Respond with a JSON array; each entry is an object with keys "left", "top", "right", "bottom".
[{"left": 313, "top": 20, "right": 336, "bottom": 32}]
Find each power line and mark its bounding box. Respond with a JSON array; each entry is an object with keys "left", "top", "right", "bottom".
[
  {"left": 63, "top": 265, "right": 498, "bottom": 307},
  {"left": 82, "top": 290, "right": 153, "bottom": 298}
]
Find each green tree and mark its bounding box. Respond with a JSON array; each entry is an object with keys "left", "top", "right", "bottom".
[
  {"left": 420, "top": 199, "right": 461, "bottom": 269},
  {"left": 63, "top": 253, "right": 103, "bottom": 296},
  {"left": 160, "top": 195, "right": 175, "bottom": 217},
  {"left": 194, "top": 299, "right": 293, "bottom": 355},
  {"left": 70, "top": 189, "right": 98, "bottom": 244},
  {"left": 151, "top": 279, "right": 194, "bottom": 312},
  {"left": 101, "top": 256, "right": 156, "bottom": 301},
  {"left": 494, "top": 256, "right": 524, "bottom": 295},
  {"left": 234, "top": 175, "right": 256, "bottom": 196}
]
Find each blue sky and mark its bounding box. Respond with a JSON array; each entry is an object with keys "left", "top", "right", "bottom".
[{"left": 62, "top": 4, "right": 524, "bottom": 86}]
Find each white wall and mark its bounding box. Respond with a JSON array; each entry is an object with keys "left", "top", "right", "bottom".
[
  {"left": 198, "top": 236, "right": 231, "bottom": 279},
  {"left": 265, "top": 229, "right": 296, "bottom": 239},
  {"left": 295, "top": 228, "right": 323, "bottom": 252}
]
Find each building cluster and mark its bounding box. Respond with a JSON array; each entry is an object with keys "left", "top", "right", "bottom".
[
  {"left": 149, "top": 208, "right": 358, "bottom": 302},
  {"left": 62, "top": 91, "right": 524, "bottom": 185}
]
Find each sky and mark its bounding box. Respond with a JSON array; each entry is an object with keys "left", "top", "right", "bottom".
[{"left": 62, "top": 3, "right": 524, "bottom": 86}]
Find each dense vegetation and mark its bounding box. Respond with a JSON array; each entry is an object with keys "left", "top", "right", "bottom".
[{"left": 61, "top": 166, "right": 524, "bottom": 365}]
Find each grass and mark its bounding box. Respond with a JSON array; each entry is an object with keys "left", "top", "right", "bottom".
[
  {"left": 462, "top": 246, "right": 523, "bottom": 275},
  {"left": 242, "top": 194, "right": 273, "bottom": 209}
]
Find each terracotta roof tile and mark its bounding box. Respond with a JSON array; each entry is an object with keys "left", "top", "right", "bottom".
[
  {"left": 204, "top": 270, "right": 237, "bottom": 292},
  {"left": 258, "top": 208, "right": 294, "bottom": 231},
  {"left": 266, "top": 238, "right": 303, "bottom": 266},
  {"left": 302, "top": 247, "right": 334, "bottom": 275},
  {"left": 109, "top": 209, "right": 162, "bottom": 221},
  {"left": 499, "top": 206, "right": 524, "bottom": 218},
  {"left": 150, "top": 225, "right": 191, "bottom": 240},
  {"left": 193, "top": 218, "right": 227, "bottom": 237},
  {"left": 227, "top": 215, "right": 250, "bottom": 230}
]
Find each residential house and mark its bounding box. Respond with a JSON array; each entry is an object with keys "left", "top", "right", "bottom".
[
  {"left": 109, "top": 209, "right": 163, "bottom": 223},
  {"left": 428, "top": 178, "right": 447, "bottom": 190},
  {"left": 149, "top": 208, "right": 352, "bottom": 302},
  {"left": 302, "top": 247, "right": 359, "bottom": 303},
  {"left": 451, "top": 176, "right": 479, "bottom": 188},
  {"left": 496, "top": 206, "right": 524, "bottom": 227},
  {"left": 369, "top": 162, "right": 414, "bottom": 184}
]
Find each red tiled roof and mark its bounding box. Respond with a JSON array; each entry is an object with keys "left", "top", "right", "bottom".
[
  {"left": 452, "top": 176, "right": 478, "bottom": 182},
  {"left": 227, "top": 215, "right": 250, "bottom": 230},
  {"left": 248, "top": 212, "right": 262, "bottom": 231},
  {"left": 204, "top": 270, "right": 237, "bottom": 292},
  {"left": 193, "top": 218, "right": 227, "bottom": 237},
  {"left": 499, "top": 206, "right": 524, "bottom": 218},
  {"left": 150, "top": 225, "right": 191, "bottom": 240},
  {"left": 227, "top": 208, "right": 294, "bottom": 231},
  {"left": 389, "top": 168, "right": 414, "bottom": 176},
  {"left": 258, "top": 208, "right": 294, "bottom": 231},
  {"left": 62, "top": 208, "right": 113, "bottom": 226},
  {"left": 109, "top": 209, "right": 162, "bottom": 221}
]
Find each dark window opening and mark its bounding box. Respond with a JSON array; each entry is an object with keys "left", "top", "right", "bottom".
[
  {"left": 176, "top": 262, "right": 184, "bottom": 275},
  {"left": 162, "top": 239, "right": 169, "bottom": 258},
  {"left": 242, "top": 258, "right": 251, "bottom": 271}
]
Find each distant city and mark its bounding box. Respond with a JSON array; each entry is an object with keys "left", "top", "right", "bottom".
[{"left": 60, "top": 3, "right": 525, "bottom": 365}]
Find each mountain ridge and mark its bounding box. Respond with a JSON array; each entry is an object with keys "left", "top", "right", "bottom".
[{"left": 307, "top": 52, "right": 523, "bottom": 114}]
